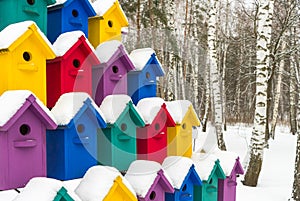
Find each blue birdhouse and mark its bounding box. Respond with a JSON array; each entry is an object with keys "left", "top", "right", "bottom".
[
  {"left": 127, "top": 48, "right": 165, "bottom": 105},
  {"left": 47, "top": 0, "right": 96, "bottom": 43},
  {"left": 46, "top": 92, "right": 106, "bottom": 180}
]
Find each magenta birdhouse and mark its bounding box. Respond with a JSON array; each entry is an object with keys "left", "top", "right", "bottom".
[
  {"left": 0, "top": 90, "right": 57, "bottom": 190},
  {"left": 92, "top": 40, "right": 135, "bottom": 106}
]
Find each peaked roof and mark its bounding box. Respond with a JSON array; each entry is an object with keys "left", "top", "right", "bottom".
[
  {"left": 53, "top": 31, "right": 95, "bottom": 57},
  {"left": 48, "top": 0, "right": 96, "bottom": 17},
  {"left": 129, "top": 48, "right": 165, "bottom": 76},
  {"left": 51, "top": 92, "right": 106, "bottom": 127},
  {"left": 95, "top": 40, "right": 125, "bottom": 63},
  {"left": 0, "top": 90, "right": 57, "bottom": 130},
  {"left": 0, "top": 21, "right": 55, "bottom": 55},
  {"left": 136, "top": 97, "right": 165, "bottom": 124},
  {"left": 166, "top": 100, "right": 199, "bottom": 125}
]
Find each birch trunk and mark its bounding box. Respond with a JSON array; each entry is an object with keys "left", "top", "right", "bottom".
[
  {"left": 207, "top": 0, "right": 226, "bottom": 150},
  {"left": 202, "top": 52, "right": 211, "bottom": 132},
  {"left": 243, "top": 0, "right": 274, "bottom": 187}
]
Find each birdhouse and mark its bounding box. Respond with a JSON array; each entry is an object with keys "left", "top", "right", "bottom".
[
  {"left": 136, "top": 97, "right": 175, "bottom": 163},
  {"left": 93, "top": 40, "right": 135, "bottom": 106},
  {"left": 47, "top": 31, "right": 100, "bottom": 108},
  {"left": 0, "top": 90, "right": 57, "bottom": 190},
  {"left": 88, "top": 0, "right": 129, "bottom": 48},
  {"left": 128, "top": 48, "right": 165, "bottom": 105},
  {"left": 192, "top": 153, "right": 226, "bottom": 201},
  {"left": 125, "top": 160, "right": 174, "bottom": 201},
  {"left": 166, "top": 100, "right": 200, "bottom": 157},
  {"left": 12, "top": 177, "right": 75, "bottom": 201},
  {"left": 47, "top": 92, "right": 106, "bottom": 180},
  {"left": 47, "top": 0, "right": 96, "bottom": 43},
  {"left": 0, "top": 0, "right": 55, "bottom": 34},
  {"left": 0, "top": 21, "right": 56, "bottom": 105},
  {"left": 162, "top": 156, "right": 202, "bottom": 201},
  {"left": 98, "top": 95, "right": 145, "bottom": 171},
  {"left": 75, "top": 165, "right": 137, "bottom": 201}
]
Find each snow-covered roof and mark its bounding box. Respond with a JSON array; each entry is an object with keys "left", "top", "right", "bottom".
[
  {"left": 12, "top": 177, "right": 63, "bottom": 201},
  {"left": 51, "top": 92, "right": 105, "bottom": 126},
  {"left": 129, "top": 48, "right": 162, "bottom": 71},
  {"left": 125, "top": 160, "right": 162, "bottom": 198},
  {"left": 0, "top": 90, "right": 56, "bottom": 127},
  {"left": 91, "top": 0, "right": 128, "bottom": 21},
  {"left": 197, "top": 126, "right": 218, "bottom": 154},
  {"left": 53, "top": 31, "right": 95, "bottom": 56},
  {"left": 49, "top": 0, "right": 67, "bottom": 6},
  {"left": 191, "top": 152, "right": 218, "bottom": 181},
  {"left": 95, "top": 40, "right": 124, "bottom": 63},
  {"left": 99, "top": 94, "right": 133, "bottom": 124},
  {"left": 75, "top": 165, "right": 136, "bottom": 201},
  {"left": 165, "top": 100, "right": 193, "bottom": 124},
  {"left": 0, "top": 21, "right": 54, "bottom": 52},
  {"left": 162, "top": 156, "right": 194, "bottom": 189},
  {"left": 62, "top": 179, "right": 83, "bottom": 201},
  {"left": 136, "top": 97, "right": 165, "bottom": 124},
  {"left": 212, "top": 149, "right": 239, "bottom": 176}
]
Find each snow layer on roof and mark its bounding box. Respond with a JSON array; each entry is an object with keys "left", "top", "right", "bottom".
[
  {"left": 91, "top": 0, "right": 115, "bottom": 16},
  {"left": 192, "top": 152, "right": 218, "bottom": 181},
  {"left": 95, "top": 40, "right": 123, "bottom": 63},
  {"left": 99, "top": 94, "right": 132, "bottom": 124},
  {"left": 51, "top": 92, "right": 105, "bottom": 126},
  {"left": 125, "top": 160, "right": 161, "bottom": 198},
  {"left": 75, "top": 165, "right": 135, "bottom": 201},
  {"left": 129, "top": 48, "right": 161, "bottom": 71},
  {"left": 165, "top": 100, "right": 192, "bottom": 124},
  {"left": 49, "top": 0, "right": 67, "bottom": 6},
  {"left": 62, "top": 179, "right": 83, "bottom": 201},
  {"left": 162, "top": 156, "right": 194, "bottom": 189},
  {"left": 53, "top": 31, "right": 95, "bottom": 56},
  {"left": 0, "top": 190, "right": 18, "bottom": 200},
  {"left": 12, "top": 177, "right": 62, "bottom": 201},
  {"left": 0, "top": 21, "right": 54, "bottom": 52},
  {"left": 136, "top": 97, "right": 164, "bottom": 124},
  {"left": 198, "top": 126, "right": 218, "bottom": 154},
  {"left": 212, "top": 149, "right": 239, "bottom": 176},
  {"left": 0, "top": 90, "right": 56, "bottom": 127}
]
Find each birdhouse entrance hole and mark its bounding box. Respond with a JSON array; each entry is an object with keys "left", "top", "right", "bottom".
[
  {"left": 73, "top": 59, "right": 80, "bottom": 68},
  {"left": 150, "top": 191, "right": 156, "bottom": 200},
  {"left": 108, "top": 20, "right": 113, "bottom": 28},
  {"left": 72, "top": 9, "right": 79, "bottom": 17},
  {"left": 23, "top": 52, "right": 32, "bottom": 62},
  {"left": 27, "top": 0, "right": 35, "bottom": 5},
  {"left": 20, "top": 124, "right": 30, "bottom": 136},
  {"left": 112, "top": 66, "right": 119, "bottom": 73}
]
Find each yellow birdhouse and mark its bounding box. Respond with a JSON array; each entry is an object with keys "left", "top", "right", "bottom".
[
  {"left": 88, "top": 0, "right": 129, "bottom": 48},
  {"left": 166, "top": 100, "right": 200, "bottom": 157},
  {"left": 0, "top": 21, "right": 55, "bottom": 105}
]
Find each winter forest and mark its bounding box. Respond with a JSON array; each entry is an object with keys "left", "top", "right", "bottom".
[{"left": 113, "top": 0, "right": 300, "bottom": 199}]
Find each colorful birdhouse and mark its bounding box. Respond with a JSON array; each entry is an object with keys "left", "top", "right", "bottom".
[
  {"left": 75, "top": 165, "right": 137, "bottom": 201},
  {"left": 162, "top": 156, "right": 202, "bottom": 201},
  {"left": 88, "top": 0, "right": 129, "bottom": 48},
  {"left": 166, "top": 100, "right": 200, "bottom": 157},
  {"left": 0, "top": 0, "right": 55, "bottom": 34},
  {"left": 47, "top": 0, "right": 96, "bottom": 43},
  {"left": 12, "top": 177, "right": 75, "bottom": 201},
  {"left": 93, "top": 40, "right": 135, "bottom": 106},
  {"left": 98, "top": 95, "right": 145, "bottom": 171},
  {"left": 125, "top": 160, "right": 174, "bottom": 201},
  {"left": 128, "top": 48, "right": 165, "bottom": 105},
  {"left": 0, "top": 21, "right": 56, "bottom": 105},
  {"left": 136, "top": 97, "right": 175, "bottom": 163},
  {"left": 192, "top": 153, "right": 226, "bottom": 201},
  {"left": 47, "top": 92, "right": 106, "bottom": 180},
  {"left": 47, "top": 31, "right": 100, "bottom": 108},
  {"left": 0, "top": 90, "right": 57, "bottom": 190}
]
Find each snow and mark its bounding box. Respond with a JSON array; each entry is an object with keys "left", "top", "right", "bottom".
[
  {"left": 95, "top": 40, "right": 123, "bottom": 63},
  {"left": 191, "top": 152, "right": 219, "bottom": 181},
  {"left": 91, "top": 0, "right": 115, "bottom": 16},
  {"left": 62, "top": 179, "right": 83, "bottom": 201},
  {"left": 53, "top": 31, "right": 95, "bottom": 57},
  {"left": 48, "top": 0, "right": 67, "bottom": 7},
  {"left": 51, "top": 92, "right": 105, "bottom": 126},
  {"left": 129, "top": 48, "right": 162, "bottom": 71},
  {"left": 136, "top": 97, "right": 165, "bottom": 124},
  {"left": 165, "top": 100, "right": 194, "bottom": 124},
  {"left": 75, "top": 165, "right": 135, "bottom": 201},
  {"left": 99, "top": 94, "right": 132, "bottom": 124},
  {"left": 0, "top": 190, "right": 18, "bottom": 200},
  {"left": 0, "top": 21, "right": 53, "bottom": 52},
  {"left": 162, "top": 156, "right": 194, "bottom": 189},
  {"left": 12, "top": 177, "right": 62, "bottom": 201},
  {"left": 0, "top": 90, "right": 56, "bottom": 127},
  {"left": 211, "top": 149, "right": 239, "bottom": 176},
  {"left": 125, "top": 160, "right": 161, "bottom": 198}
]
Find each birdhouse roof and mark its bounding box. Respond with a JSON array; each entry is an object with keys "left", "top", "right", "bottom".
[
  {"left": 53, "top": 31, "right": 95, "bottom": 57},
  {"left": 95, "top": 40, "right": 125, "bottom": 63},
  {"left": 136, "top": 97, "right": 165, "bottom": 124},
  {"left": 48, "top": 0, "right": 96, "bottom": 17},
  {"left": 91, "top": 0, "right": 127, "bottom": 20},
  {"left": 166, "top": 100, "right": 197, "bottom": 124},
  {"left": 0, "top": 90, "right": 56, "bottom": 128},
  {"left": 51, "top": 92, "right": 106, "bottom": 126},
  {"left": 75, "top": 165, "right": 136, "bottom": 201},
  {"left": 162, "top": 156, "right": 194, "bottom": 189},
  {"left": 125, "top": 160, "right": 164, "bottom": 198},
  {"left": 0, "top": 21, "right": 54, "bottom": 53}
]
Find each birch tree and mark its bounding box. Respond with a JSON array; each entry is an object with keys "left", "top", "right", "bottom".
[{"left": 243, "top": 0, "right": 274, "bottom": 187}]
